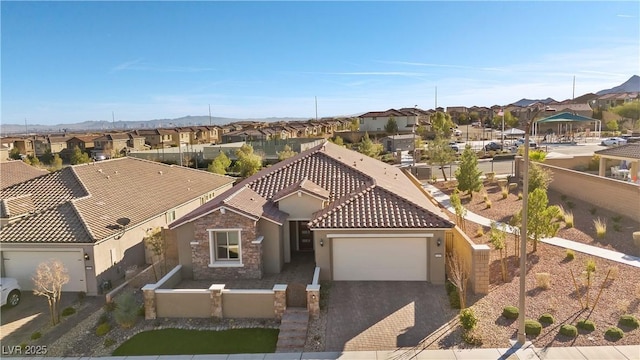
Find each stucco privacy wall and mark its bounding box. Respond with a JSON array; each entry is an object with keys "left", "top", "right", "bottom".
[
  {"left": 191, "top": 211, "right": 262, "bottom": 280},
  {"left": 516, "top": 159, "right": 640, "bottom": 217},
  {"left": 313, "top": 229, "right": 447, "bottom": 284}
]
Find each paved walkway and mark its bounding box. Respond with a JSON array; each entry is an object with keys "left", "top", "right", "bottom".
[
  {"left": 423, "top": 183, "right": 640, "bottom": 268},
  {"left": 5, "top": 344, "right": 640, "bottom": 359}
]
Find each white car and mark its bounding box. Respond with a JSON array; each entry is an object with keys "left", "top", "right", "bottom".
[
  {"left": 451, "top": 128, "right": 462, "bottom": 136},
  {"left": 601, "top": 137, "right": 627, "bottom": 146},
  {"left": 1, "top": 277, "right": 22, "bottom": 307}
]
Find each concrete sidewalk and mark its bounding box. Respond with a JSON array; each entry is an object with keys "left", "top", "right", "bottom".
[
  {"left": 5, "top": 344, "right": 639, "bottom": 359},
  {"left": 423, "top": 183, "right": 640, "bottom": 269}
]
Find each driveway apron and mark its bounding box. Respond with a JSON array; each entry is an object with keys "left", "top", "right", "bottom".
[{"left": 325, "top": 281, "right": 456, "bottom": 351}]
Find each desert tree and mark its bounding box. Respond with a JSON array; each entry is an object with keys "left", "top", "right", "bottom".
[
  {"left": 40, "top": 149, "right": 53, "bottom": 165},
  {"left": 426, "top": 135, "right": 457, "bottom": 181},
  {"left": 384, "top": 116, "right": 398, "bottom": 135},
  {"left": 492, "top": 110, "right": 519, "bottom": 128},
  {"left": 277, "top": 144, "right": 297, "bottom": 161},
  {"left": 70, "top": 146, "right": 91, "bottom": 165},
  {"left": 50, "top": 154, "right": 63, "bottom": 171},
  {"left": 528, "top": 162, "right": 552, "bottom": 193},
  {"left": 430, "top": 111, "right": 455, "bottom": 135},
  {"left": 455, "top": 145, "right": 483, "bottom": 199},
  {"left": 332, "top": 135, "right": 344, "bottom": 146},
  {"left": 234, "top": 144, "right": 263, "bottom": 177},
  {"left": 143, "top": 227, "right": 167, "bottom": 280},
  {"left": 612, "top": 101, "right": 640, "bottom": 130},
  {"left": 489, "top": 222, "right": 508, "bottom": 282},
  {"left": 33, "top": 259, "right": 70, "bottom": 325},
  {"left": 358, "top": 132, "right": 382, "bottom": 159},
  {"left": 449, "top": 190, "right": 467, "bottom": 230},
  {"left": 605, "top": 119, "right": 619, "bottom": 132},
  {"left": 519, "top": 188, "right": 561, "bottom": 252},
  {"left": 208, "top": 151, "right": 231, "bottom": 175},
  {"left": 447, "top": 249, "right": 469, "bottom": 309}
]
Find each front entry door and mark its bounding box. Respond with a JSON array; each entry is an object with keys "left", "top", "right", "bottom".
[{"left": 298, "top": 221, "right": 313, "bottom": 251}]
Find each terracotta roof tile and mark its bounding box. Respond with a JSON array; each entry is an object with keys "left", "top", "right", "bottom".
[
  {"left": 171, "top": 141, "right": 452, "bottom": 230},
  {"left": 594, "top": 143, "right": 640, "bottom": 159},
  {"left": 0, "top": 161, "right": 49, "bottom": 190},
  {"left": 0, "top": 194, "right": 35, "bottom": 218}
]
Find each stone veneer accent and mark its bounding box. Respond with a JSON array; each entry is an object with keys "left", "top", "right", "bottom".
[
  {"left": 273, "top": 284, "right": 287, "bottom": 320},
  {"left": 191, "top": 211, "right": 263, "bottom": 280},
  {"left": 142, "top": 286, "right": 157, "bottom": 320},
  {"left": 472, "top": 246, "right": 490, "bottom": 294},
  {"left": 306, "top": 284, "right": 320, "bottom": 319},
  {"left": 210, "top": 284, "right": 225, "bottom": 319}
]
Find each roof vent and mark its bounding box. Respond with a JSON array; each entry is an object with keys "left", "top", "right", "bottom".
[
  {"left": 107, "top": 175, "right": 111, "bottom": 179},
  {"left": 114, "top": 170, "right": 118, "bottom": 174},
  {"left": 98, "top": 169, "right": 103, "bottom": 173},
  {"left": 158, "top": 171, "right": 163, "bottom": 175}
]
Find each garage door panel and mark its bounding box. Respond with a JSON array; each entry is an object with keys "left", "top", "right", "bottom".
[
  {"left": 333, "top": 237, "right": 427, "bottom": 281},
  {"left": 2, "top": 250, "right": 87, "bottom": 292}
]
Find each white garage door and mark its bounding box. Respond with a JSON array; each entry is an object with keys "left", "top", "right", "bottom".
[
  {"left": 333, "top": 237, "right": 428, "bottom": 281},
  {"left": 2, "top": 250, "right": 87, "bottom": 292}
]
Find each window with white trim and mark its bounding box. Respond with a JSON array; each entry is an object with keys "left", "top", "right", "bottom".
[
  {"left": 166, "top": 210, "right": 176, "bottom": 223},
  {"left": 208, "top": 229, "right": 242, "bottom": 266}
]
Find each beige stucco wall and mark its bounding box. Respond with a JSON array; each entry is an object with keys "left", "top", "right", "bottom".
[
  {"left": 156, "top": 290, "right": 211, "bottom": 318},
  {"left": 278, "top": 193, "right": 324, "bottom": 220},
  {"left": 257, "top": 219, "right": 283, "bottom": 274},
  {"left": 175, "top": 223, "right": 195, "bottom": 278},
  {"left": 312, "top": 229, "right": 447, "bottom": 283},
  {"left": 222, "top": 291, "right": 275, "bottom": 318}
]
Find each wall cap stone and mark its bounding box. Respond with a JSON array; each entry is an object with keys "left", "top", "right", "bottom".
[
  {"left": 209, "top": 284, "right": 226, "bottom": 291},
  {"left": 273, "top": 284, "right": 288, "bottom": 291}
]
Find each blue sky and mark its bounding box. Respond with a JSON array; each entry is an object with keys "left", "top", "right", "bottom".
[{"left": 2, "top": 1, "right": 639, "bottom": 125}]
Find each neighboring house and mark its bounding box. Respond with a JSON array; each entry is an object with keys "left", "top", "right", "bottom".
[
  {"left": 94, "top": 133, "right": 130, "bottom": 156},
  {"left": 127, "top": 133, "right": 147, "bottom": 150},
  {"left": 193, "top": 126, "right": 220, "bottom": 144},
  {"left": 3, "top": 138, "right": 35, "bottom": 157},
  {"left": 540, "top": 103, "right": 593, "bottom": 118},
  {"left": 47, "top": 136, "right": 68, "bottom": 155},
  {"left": 0, "top": 160, "right": 48, "bottom": 191},
  {"left": 174, "top": 128, "right": 193, "bottom": 145},
  {"left": 358, "top": 109, "right": 419, "bottom": 133},
  {"left": 223, "top": 129, "right": 268, "bottom": 143},
  {"left": 380, "top": 134, "right": 418, "bottom": 152},
  {"left": 169, "top": 141, "right": 454, "bottom": 284},
  {"left": 132, "top": 129, "right": 176, "bottom": 148},
  {"left": 66, "top": 135, "right": 99, "bottom": 153},
  {"left": 0, "top": 157, "right": 235, "bottom": 295},
  {"left": 594, "top": 93, "right": 640, "bottom": 110}
]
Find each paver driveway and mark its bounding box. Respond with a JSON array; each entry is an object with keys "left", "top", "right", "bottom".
[{"left": 325, "top": 281, "right": 457, "bottom": 351}]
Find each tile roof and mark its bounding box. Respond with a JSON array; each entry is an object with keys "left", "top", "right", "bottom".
[
  {"left": 0, "top": 161, "right": 49, "bottom": 190},
  {"left": 594, "top": 143, "right": 640, "bottom": 160},
  {"left": 0, "top": 157, "right": 235, "bottom": 243},
  {"left": 0, "top": 194, "right": 35, "bottom": 218},
  {"left": 359, "top": 109, "right": 409, "bottom": 118},
  {"left": 171, "top": 141, "right": 453, "bottom": 230}
]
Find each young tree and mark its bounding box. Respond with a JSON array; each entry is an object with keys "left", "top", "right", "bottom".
[
  {"left": 40, "top": 149, "right": 53, "bottom": 165},
  {"left": 528, "top": 162, "right": 552, "bottom": 193},
  {"left": 33, "top": 259, "right": 69, "bottom": 325},
  {"left": 426, "top": 136, "right": 457, "bottom": 181},
  {"left": 430, "top": 112, "right": 455, "bottom": 135},
  {"left": 489, "top": 222, "right": 508, "bottom": 282},
  {"left": 9, "top": 147, "right": 22, "bottom": 160},
  {"left": 349, "top": 117, "right": 360, "bottom": 132},
  {"left": 449, "top": 190, "right": 467, "bottom": 230},
  {"left": 358, "top": 132, "right": 382, "bottom": 158},
  {"left": 455, "top": 145, "right": 483, "bottom": 199},
  {"left": 277, "top": 144, "right": 297, "bottom": 161},
  {"left": 143, "top": 227, "right": 166, "bottom": 280},
  {"left": 605, "top": 119, "right": 619, "bottom": 132},
  {"left": 447, "top": 249, "right": 469, "bottom": 309},
  {"left": 50, "top": 154, "right": 63, "bottom": 171},
  {"left": 384, "top": 117, "right": 398, "bottom": 134},
  {"left": 70, "top": 146, "right": 90, "bottom": 165},
  {"left": 520, "top": 188, "right": 561, "bottom": 252},
  {"left": 208, "top": 152, "right": 231, "bottom": 175},
  {"left": 492, "top": 111, "right": 519, "bottom": 128},
  {"left": 234, "top": 144, "right": 262, "bottom": 177},
  {"left": 28, "top": 155, "right": 41, "bottom": 166},
  {"left": 332, "top": 136, "right": 344, "bottom": 146}
]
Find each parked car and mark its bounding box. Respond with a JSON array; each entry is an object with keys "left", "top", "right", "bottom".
[
  {"left": 451, "top": 128, "right": 462, "bottom": 137},
  {"left": 601, "top": 137, "right": 628, "bottom": 146},
  {"left": 484, "top": 142, "right": 503, "bottom": 151},
  {"left": 514, "top": 138, "right": 538, "bottom": 149},
  {"left": 471, "top": 121, "right": 481, "bottom": 128},
  {"left": 448, "top": 141, "right": 459, "bottom": 153},
  {"left": 1, "top": 277, "right": 22, "bottom": 307}
]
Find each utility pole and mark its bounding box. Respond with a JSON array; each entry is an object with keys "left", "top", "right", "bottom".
[
  {"left": 208, "top": 104, "right": 212, "bottom": 126},
  {"left": 112, "top": 111, "right": 115, "bottom": 129},
  {"left": 24, "top": 118, "right": 28, "bottom": 135},
  {"left": 315, "top": 96, "right": 318, "bottom": 121}
]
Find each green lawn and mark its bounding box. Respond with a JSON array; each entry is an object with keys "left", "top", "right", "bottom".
[{"left": 112, "top": 328, "right": 279, "bottom": 355}]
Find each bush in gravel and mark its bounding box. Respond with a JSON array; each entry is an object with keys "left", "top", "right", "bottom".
[
  {"left": 30, "top": 331, "right": 42, "bottom": 340},
  {"left": 535, "top": 273, "right": 551, "bottom": 289},
  {"left": 525, "top": 320, "right": 542, "bottom": 336},
  {"left": 559, "top": 324, "right": 578, "bottom": 337},
  {"left": 96, "top": 322, "right": 111, "bottom": 336},
  {"left": 605, "top": 327, "right": 624, "bottom": 340},
  {"left": 501, "top": 185, "right": 508, "bottom": 199},
  {"left": 459, "top": 308, "right": 478, "bottom": 330},
  {"left": 502, "top": 306, "right": 519, "bottom": 319},
  {"left": 538, "top": 313, "right": 555, "bottom": 325},
  {"left": 104, "top": 337, "right": 116, "bottom": 347},
  {"left": 114, "top": 291, "right": 139, "bottom": 329},
  {"left": 61, "top": 306, "right": 76, "bottom": 317},
  {"left": 577, "top": 319, "right": 596, "bottom": 332},
  {"left": 475, "top": 227, "right": 484, "bottom": 237},
  {"left": 594, "top": 218, "right": 607, "bottom": 239},
  {"left": 618, "top": 315, "right": 640, "bottom": 329},
  {"left": 564, "top": 211, "right": 574, "bottom": 228},
  {"left": 565, "top": 249, "right": 575, "bottom": 260},
  {"left": 462, "top": 328, "right": 483, "bottom": 346}
]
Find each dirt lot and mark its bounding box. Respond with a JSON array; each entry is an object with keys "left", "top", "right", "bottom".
[{"left": 434, "top": 179, "right": 640, "bottom": 348}]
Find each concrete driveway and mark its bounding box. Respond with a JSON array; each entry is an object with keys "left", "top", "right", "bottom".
[{"left": 325, "top": 282, "right": 457, "bottom": 351}]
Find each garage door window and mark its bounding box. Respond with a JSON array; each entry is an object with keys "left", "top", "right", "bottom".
[{"left": 208, "top": 229, "right": 242, "bottom": 267}]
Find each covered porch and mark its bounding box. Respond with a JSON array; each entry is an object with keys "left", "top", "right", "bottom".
[
  {"left": 534, "top": 112, "right": 602, "bottom": 143},
  {"left": 595, "top": 144, "right": 640, "bottom": 184}
]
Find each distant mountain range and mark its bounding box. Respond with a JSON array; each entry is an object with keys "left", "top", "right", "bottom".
[{"left": 2, "top": 75, "right": 638, "bottom": 135}]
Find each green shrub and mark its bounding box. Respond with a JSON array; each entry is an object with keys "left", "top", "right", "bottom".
[
  {"left": 538, "top": 313, "right": 555, "bottom": 325},
  {"left": 30, "top": 331, "right": 42, "bottom": 340},
  {"left": 114, "top": 291, "right": 139, "bottom": 329},
  {"left": 459, "top": 308, "right": 478, "bottom": 330},
  {"left": 98, "top": 313, "right": 109, "bottom": 325},
  {"left": 559, "top": 324, "right": 578, "bottom": 337},
  {"left": 502, "top": 306, "right": 519, "bottom": 319},
  {"left": 525, "top": 319, "right": 542, "bottom": 336},
  {"left": 577, "top": 319, "right": 596, "bottom": 332},
  {"left": 565, "top": 249, "right": 575, "bottom": 260},
  {"left": 103, "top": 302, "right": 117, "bottom": 312},
  {"left": 61, "top": 307, "right": 76, "bottom": 317},
  {"left": 104, "top": 337, "right": 116, "bottom": 347},
  {"left": 96, "top": 323, "right": 111, "bottom": 336},
  {"left": 605, "top": 327, "right": 624, "bottom": 340},
  {"left": 618, "top": 315, "right": 640, "bottom": 329}
]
